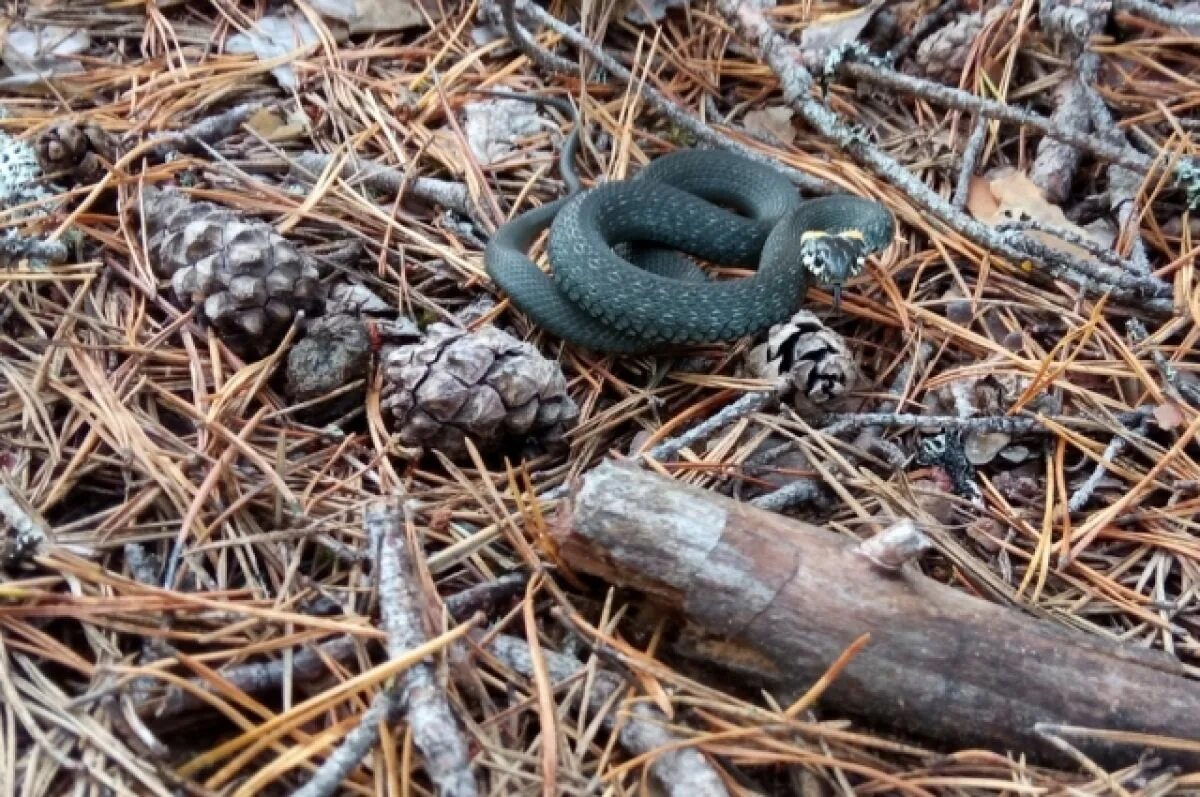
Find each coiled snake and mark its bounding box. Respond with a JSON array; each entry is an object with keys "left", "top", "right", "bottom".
[{"left": 483, "top": 97, "right": 895, "bottom": 354}]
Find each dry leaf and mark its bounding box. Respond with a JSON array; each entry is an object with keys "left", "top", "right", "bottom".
[
  {"left": 312, "top": 0, "right": 443, "bottom": 33},
  {"left": 463, "top": 99, "right": 550, "bottom": 166},
  {"left": 0, "top": 23, "right": 88, "bottom": 94},
  {"left": 1153, "top": 402, "right": 1186, "bottom": 431},
  {"left": 743, "top": 106, "right": 796, "bottom": 145},
  {"left": 226, "top": 13, "right": 320, "bottom": 90},
  {"left": 624, "top": 0, "right": 689, "bottom": 25},
  {"left": 245, "top": 108, "right": 309, "bottom": 141},
  {"left": 967, "top": 168, "right": 1108, "bottom": 260},
  {"left": 800, "top": 0, "right": 884, "bottom": 52},
  {"left": 965, "top": 175, "right": 999, "bottom": 219}
]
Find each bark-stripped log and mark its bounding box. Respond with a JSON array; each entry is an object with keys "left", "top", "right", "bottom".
[{"left": 555, "top": 461, "right": 1200, "bottom": 769}]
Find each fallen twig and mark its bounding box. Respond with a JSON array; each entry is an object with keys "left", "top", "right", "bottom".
[
  {"left": 147, "top": 101, "right": 278, "bottom": 159},
  {"left": 296, "top": 503, "right": 479, "bottom": 797},
  {"left": 152, "top": 574, "right": 528, "bottom": 721},
  {"left": 289, "top": 152, "right": 476, "bottom": 220},
  {"left": 952, "top": 115, "right": 989, "bottom": 209},
  {"left": 484, "top": 633, "right": 731, "bottom": 797}
]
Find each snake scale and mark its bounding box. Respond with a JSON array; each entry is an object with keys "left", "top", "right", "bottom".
[{"left": 483, "top": 96, "right": 895, "bottom": 354}]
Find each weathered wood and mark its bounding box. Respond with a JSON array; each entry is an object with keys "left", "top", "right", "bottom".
[{"left": 556, "top": 461, "right": 1200, "bottom": 769}]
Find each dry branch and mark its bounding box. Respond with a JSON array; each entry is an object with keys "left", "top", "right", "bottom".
[
  {"left": 289, "top": 152, "right": 476, "bottom": 220},
  {"left": 555, "top": 461, "right": 1200, "bottom": 769},
  {"left": 484, "top": 634, "right": 731, "bottom": 797},
  {"left": 365, "top": 502, "right": 478, "bottom": 797}
]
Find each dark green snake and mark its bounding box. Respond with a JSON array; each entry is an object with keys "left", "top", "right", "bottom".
[{"left": 482, "top": 96, "right": 895, "bottom": 354}]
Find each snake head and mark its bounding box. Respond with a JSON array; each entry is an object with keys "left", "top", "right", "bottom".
[
  {"left": 799, "top": 230, "right": 872, "bottom": 307},
  {"left": 799, "top": 230, "right": 871, "bottom": 282}
]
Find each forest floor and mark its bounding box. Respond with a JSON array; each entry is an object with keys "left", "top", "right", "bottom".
[{"left": 1, "top": 0, "right": 1199, "bottom": 794}]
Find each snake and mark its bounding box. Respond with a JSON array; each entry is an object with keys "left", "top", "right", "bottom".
[{"left": 482, "top": 94, "right": 896, "bottom": 354}]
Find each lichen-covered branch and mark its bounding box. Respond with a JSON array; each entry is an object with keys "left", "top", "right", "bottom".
[{"left": 290, "top": 152, "right": 476, "bottom": 219}]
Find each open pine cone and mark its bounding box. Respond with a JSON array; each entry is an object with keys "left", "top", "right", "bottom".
[
  {"left": 140, "top": 187, "right": 322, "bottom": 351},
  {"left": 744, "top": 310, "right": 856, "bottom": 407},
  {"left": 382, "top": 323, "right": 579, "bottom": 460}
]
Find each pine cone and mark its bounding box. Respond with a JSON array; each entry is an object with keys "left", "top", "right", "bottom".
[
  {"left": 382, "top": 323, "right": 579, "bottom": 460},
  {"left": 140, "top": 187, "right": 322, "bottom": 350},
  {"left": 35, "top": 121, "right": 119, "bottom": 183},
  {"left": 744, "top": 310, "right": 856, "bottom": 407},
  {"left": 907, "top": 7, "right": 1007, "bottom": 85}
]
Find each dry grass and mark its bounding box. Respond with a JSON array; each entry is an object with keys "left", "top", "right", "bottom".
[{"left": 0, "top": 0, "right": 1198, "bottom": 794}]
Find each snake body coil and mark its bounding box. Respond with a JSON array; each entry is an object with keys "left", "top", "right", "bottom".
[{"left": 485, "top": 131, "right": 894, "bottom": 353}]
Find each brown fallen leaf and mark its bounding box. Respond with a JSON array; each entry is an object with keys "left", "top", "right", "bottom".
[
  {"left": 743, "top": 106, "right": 796, "bottom": 145},
  {"left": 245, "top": 108, "right": 309, "bottom": 142},
  {"left": 966, "top": 168, "right": 1112, "bottom": 260},
  {"left": 312, "top": 0, "right": 444, "bottom": 33},
  {"left": 800, "top": 0, "right": 884, "bottom": 52}
]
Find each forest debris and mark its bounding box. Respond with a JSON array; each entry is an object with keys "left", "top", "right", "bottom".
[
  {"left": 0, "top": 23, "right": 88, "bottom": 93},
  {"left": 462, "top": 98, "right": 549, "bottom": 166},
  {"left": 624, "top": 0, "right": 690, "bottom": 25},
  {"left": 906, "top": 6, "right": 1004, "bottom": 85},
  {"left": 967, "top": 168, "right": 1111, "bottom": 260},
  {"left": 962, "top": 430, "right": 1011, "bottom": 464},
  {"left": 0, "top": 125, "right": 64, "bottom": 266},
  {"left": 742, "top": 106, "right": 796, "bottom": 145},
  {"left": 35, "top": 120, "right": 120, "bottom": 184},
  {"left": 485, "top": 634, "right": 731, "bottom": 797},
  {"left": 366, "top": 502, "right": 478, "bottom": 796},
  {"left": 284, "top": 315, "right": 373, "bottom": 402},
  {"left": 743, "top": 310, "right": 856, "bottom": 409},
  {"left": 381, "top": 323, "right": 579, "bottom": 460},
  {"left": 244, "top": 107, "right": 310, "bottom": 142},
  {"left": 800, "top": 0, "right": 885, "bottom": 53},
  {"left": 558, "top": 461, "right": 1200, "bottom": 769},
  {"left": 312, "top": 0, "right": 445, "bottom": 32},
  {"left": 0, "top": 478, "right": 51, "bottom": 566},
  {"left": 855, "top": 519, "right": 933, "bottom": 571},
  {"left": 226, "top": 13, "right": 321, "bottom": 90}
]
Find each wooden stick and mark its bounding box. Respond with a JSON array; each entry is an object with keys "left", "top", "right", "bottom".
[{"left": 554, "top": 461, "right": 1200, "bottom": 769}]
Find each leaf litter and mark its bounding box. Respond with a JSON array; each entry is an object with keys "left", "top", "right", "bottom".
[{"left": 0, "top": 0, "right": 1198, "bottom": 794}]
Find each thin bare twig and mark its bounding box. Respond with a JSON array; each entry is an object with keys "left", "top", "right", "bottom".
[
  {"left": 953, "top": 116, "right": 989, "bottom": 209},
  {"left": 485, "top": 634, "right": 731, "bottom": 797},
  {"left": 295, "top": 503, "right": 478, "bottom": 797}
]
